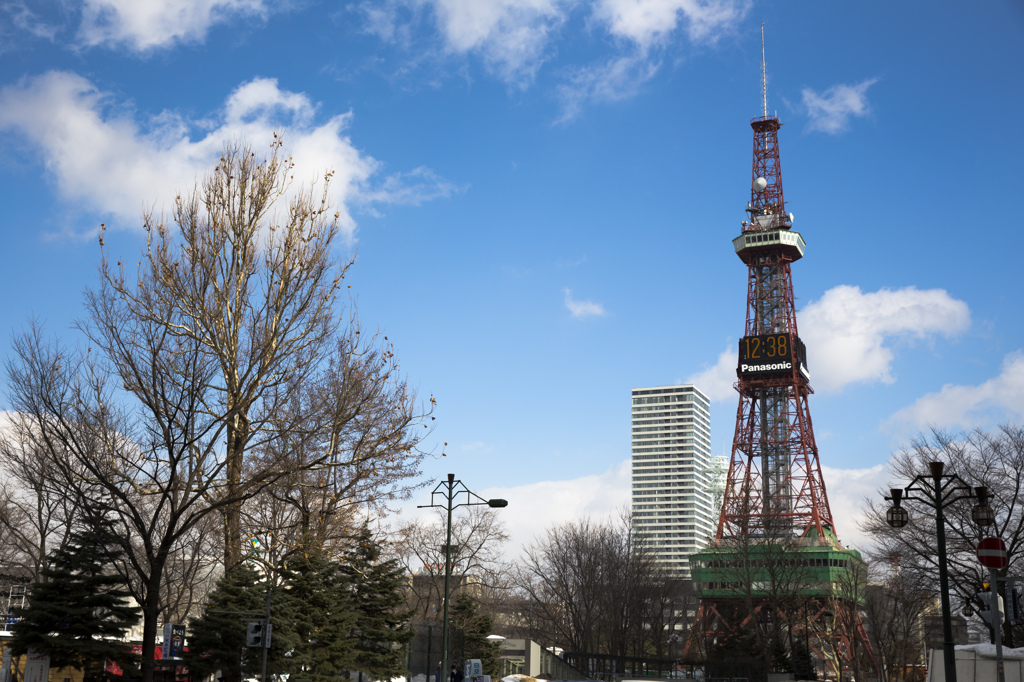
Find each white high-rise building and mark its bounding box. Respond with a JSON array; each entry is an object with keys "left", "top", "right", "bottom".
[{"left": 630, "top": 384, "right": 714, "bottom": 578}]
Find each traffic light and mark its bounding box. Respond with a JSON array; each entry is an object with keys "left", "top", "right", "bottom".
[
  {"left": 246, "top": 622, "right": 263, "bottom": 647},
  {"left": 976, "top": 588, "right": 1005, "bottom": 626},
  {"left": 246, "top": 622, "right": 272, "bottom": 648}
]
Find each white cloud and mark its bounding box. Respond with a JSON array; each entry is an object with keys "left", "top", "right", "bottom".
[
  {"left": 357, "top": 167, "right": 463, "bottom": 207},
  {"left": 686, "top": 345, "right": 737, "bottom": 402},
  {"left": 0, "top": 71, "right": 454, "bottom": 237},
  {"left": 800, "top": 285, "right": 970, "bottom": 392},
  {"left": 558, "top": 0, "right": 749, "bottom": 121},
  {"left": 563, "top": 287, "right": 606, "bottom": 318},
  {"left": 434, "top": 0, "right": 567, "bottom": 83},
  {"left": 592, "top": 0, "right": 750, "bottom": 49},
  {"left": 77, "top": 0, "right": 270, "bottom": 51},
  {"left": 477, "top": 460, "right": 631, "bottom": 552},
  {"left": 6, "top": 2, "right": 61, "bottom": 40},
  {"left": 361, "top": 0, "right": 570, "bottom": 86},
  {"left": 425, "top": 458, "right": 883, "bottom": 555},
  {"left": 821, "top": 462, "right": 888, "bottom": 551},
  {"left": 358, "top": 0, "right": 748, "bottom": 108},
  {"left": 687, "top": 285, "right": 970, "bottom": 401},
  {"left": 555, "top": 53, "right": 660, "bottom": 123},
  {"left": 888, "top": 351, "right": 1024, "bottom": 430},
  {"left": 802, "top": 77, "right": 879, "bottom": 134}
]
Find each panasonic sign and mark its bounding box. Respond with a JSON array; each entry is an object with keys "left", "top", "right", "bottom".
[{"left": 740, "top": 361, "right": 792, "bottom": 373}]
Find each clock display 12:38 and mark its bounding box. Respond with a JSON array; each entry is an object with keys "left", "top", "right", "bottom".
[
  {"left": 736, "top": 332, "right": 809, "bottom": 379},
  {"left": 741, "top": 334, "right": 790, "bottom": 361}
]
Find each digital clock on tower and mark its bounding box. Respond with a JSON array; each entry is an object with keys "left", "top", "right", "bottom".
[{"left": 737, "top": 333, "right": 809, "bottom": 379}]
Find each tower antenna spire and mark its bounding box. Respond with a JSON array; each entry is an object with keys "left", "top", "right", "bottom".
[{"left": 760, "top": 23, "right": 768, "bottom": 119}]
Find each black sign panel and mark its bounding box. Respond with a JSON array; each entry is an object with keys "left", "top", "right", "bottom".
[
  {"left": 163, "top": 623, "right": 186, "bottom": 658},
  {"left": 738, "top": 333, "right": 809, "bottom": 379}
]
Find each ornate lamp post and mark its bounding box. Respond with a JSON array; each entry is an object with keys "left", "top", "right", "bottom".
[
  {"left": 884, "top": 461, "right": 994, "bottom": 682},
  {"left": 419, "top": 474, "right": 507, "bottom": 682}
]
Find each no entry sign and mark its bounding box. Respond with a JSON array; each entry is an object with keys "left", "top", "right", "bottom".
[{"left": 978, "top": 537, "right": 1008, "bottom": 569}]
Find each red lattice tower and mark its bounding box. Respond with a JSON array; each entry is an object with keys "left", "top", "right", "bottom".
[
  {"left": 716, "top": 111, "right": 833, "bottom": 542},
  {"left": 681, "top": 31, "right": 875, "bottom": 677}
]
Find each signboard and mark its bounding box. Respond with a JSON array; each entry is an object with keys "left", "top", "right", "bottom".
[
  {"left": 978, "top": 537, "right": 1008, "bottom": 569},
  {"left": 162, "top": 623, "right": 186, "bottom": 659},
  {"left": 24, "top": 652, "right": 50, "bottom": 682},
  {"left": 464, "top": 659, "right": 482, "bottom": 680},
  {"left": 737, "top": 333, "right": 809, "bottom": 380},
  {"left": 1002, "top": 577, "right": 1024, "bottom": 624}
]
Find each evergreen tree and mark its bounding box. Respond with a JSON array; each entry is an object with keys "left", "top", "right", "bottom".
[
  {"left": 184, "top": 565, "right": 300, "bottom": 682},
  {"left": 188, "top": 530, "right": 414, "bottom": 682},
  {"left": 705, "top": 626, "right": 764, "bottom": 681},
  {"left": 790, "top": 639, "right": 817, "bottom": 680},
  {"left": 341, "top": 526, "right": 414, "bottom": 680},
  {"left": 186, "top": 559, "right": 358, "bottom": 682},
  {"left": 283, "top": 554, "right": 357, "bottom": 682},
  {"left": 10, "top": 513, "right": 140, "bottom": 676},
  {"left": 184, "top": 565, "right": 262, "bottom": 682},
  {"left": 449, "top": 594, "right": 500, "bottom": 677},
  {"left": 769, "top": 638, "right": 792, "bottom": 674}
]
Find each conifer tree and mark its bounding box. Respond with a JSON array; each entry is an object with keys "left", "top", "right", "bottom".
[
  {"left": 449, "top": 594, "right": 500, "bottom": 677},
  {"left": 184, "top": 565, "right": 265, "bottom": 682},
  {"left": 704, "top": 625, "right": 764, "bottom": 681},
  {"left": 187, "top": 559, "right": 354, "bottom": 682},
  {"left": 283, "top": 555, "right": 357, "bottom": 681},
  {"left": 183, "top": 564, "right": 302, "bottom": 682},
  {"left": 10, "top": 512, "right": 140, "bottom": 676},
  {"left": 790, "top": 639, "right": 817, "bottom": 680},
  {"left": 341, "top": 526, "right": 414, "bottom": 680}
]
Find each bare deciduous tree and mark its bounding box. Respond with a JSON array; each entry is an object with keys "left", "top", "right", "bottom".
[
  {"left": 514, "top": 513, "right": 673, "bottom": 661},
  {"left": 246, "top": 326, "right": 427, "bottom": 563},
  {"left": 394, "top": 506, "right": 510, "bottom": 623},
  {"left": 813, "top": 548, "right": 872, "bottom": 681},
  {"left": 0, "top": 429, "right": 79, "bottom": 581},
  {"left": 158, "top": 513, "right": 222, "bottom": 624},
  {"left": 102, "top": 139, "right": 364, "bottom": 571},
  {"left": 860, "top": 425, "right": 1024, "bottom": 648},
  {"left": 1, "top": 141, "right": 430, "bottom": 682},
  {"left": 861, "top": 551, "right": 933, "bottom": 682},
  {"left": 694, "top": 530, "right": 819, "bottom": 675}
]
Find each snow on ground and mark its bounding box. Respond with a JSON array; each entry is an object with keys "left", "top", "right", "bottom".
[{"left": 954, "top": 643, "right": 1024, "bottom": 660}]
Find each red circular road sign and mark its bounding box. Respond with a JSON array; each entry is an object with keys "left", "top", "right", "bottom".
[{"left": 978, "top": 537, "right": 1008, "bottom": 569}]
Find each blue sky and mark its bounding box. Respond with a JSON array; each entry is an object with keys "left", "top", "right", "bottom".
[{"left": 0, "top": 0, "right": 1022, "bottom": 553}]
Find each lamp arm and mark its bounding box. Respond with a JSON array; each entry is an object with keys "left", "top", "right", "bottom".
[
  {"left": 450, "top": 486, "right": 496, "bottom": 510},
  {"left": 899, "top": 493, "right": 933, "bottom": 506},
  {"left": 943, "top": 491, "right": 982, "bottom": 506},
  {"left": 453, "top": 500, "right": 492, "bottom": 510}
]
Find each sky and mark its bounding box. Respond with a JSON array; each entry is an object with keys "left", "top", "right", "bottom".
[{"left": 0, "top": 0, "right": 1022, "bottom": 557}]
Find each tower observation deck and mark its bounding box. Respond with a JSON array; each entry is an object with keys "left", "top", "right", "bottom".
[{"left": 681, "top": 32, "right": 875, "bottom": 681}]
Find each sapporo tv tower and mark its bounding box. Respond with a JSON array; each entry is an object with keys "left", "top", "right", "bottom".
[{"left": 683, "top": 29, "right": 874, "bottom": 678}]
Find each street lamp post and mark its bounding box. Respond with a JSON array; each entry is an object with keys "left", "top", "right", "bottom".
[
  {"left": 419, "top": 474, "right": 507, "bottom": 682},
  {"left": 884, "top": 461, "right": 994, "bottom": 682}
]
